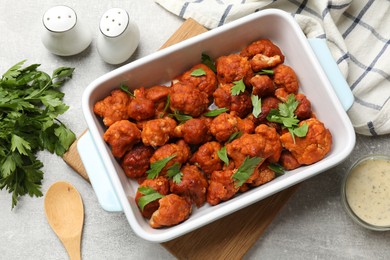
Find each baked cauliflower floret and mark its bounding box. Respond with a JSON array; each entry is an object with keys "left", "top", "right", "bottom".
[
  {"left": 127, "top": 87, "right": 155, "bottom": 122},
  {"left": 240, "top": 39, "right": 285, "bottom": 63},
  {"left": 135, "top": 176, "right": 169, "bottom": 219},
  {"left": 169, "top": 82, "right": 209, "bottom": 117},
  {"left": 141, "top": 117, "right": 176, "bottom": 147},
  {"left": 121, "top": 144, "right": 155, "bottom": 179},
  {"left": 150, "top": 140, "right": 191, "bottom": 176},
  {"left": 250, "top": 74, "right": 275, "bottom": 97},
  {"left": 93, "top": 89, "right": 131, "bottom": 126},
  {"left": 209, "top": 112, "right": 254, "bottom": 143},
  {"left": 169, "top": 164, "right": 208, "bottom": 207},
  {"left": 178, "top": 63, "right": 218, "bottom": 99},
  {"left": 190, "top": 141, "right": 224, "bottom": 176},
  {"left": 207, "top": 168, "right": 239, "bottom": 206},
  {"left": 250, "top": 53, "right": 283, "bottom": 71},
  {"left": 173, "top": 117, "right": 212, "bottom": 145},
  {"left": 279, "top": 150, "right": 302, "bottom": 171},
  {"left": 103, "top": 120, "right": 141, "bottom": 158},
  {"left": 144, "top": 85, "right": 171, "bottom": 118},
  {"left": 273, "top": 64, "right": 299, "bottom": 94},
  {"left": 150, "top": 194, "right": 192, "bottom": 228},
  {"left": 213, "top": 83, "right": 253, "bottom": 118},
  {"left": 280, "top": 118, "right": 332, "bottom": 165},
  {"left": 254, "top": 124, "right": 282, "bottom": 163},
  {"left": 226, "top": 126, "right": 281, "bottom": 167},
  {"left": 216, "top": 54, "right": 253, "bottom": 86}
]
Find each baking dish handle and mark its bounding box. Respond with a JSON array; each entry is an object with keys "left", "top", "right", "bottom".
[
  {"left": 307, "top": 38, "right": 354, "bottom": 111},
  {"left": 77, "top": 130, "right": 123, "bottom": 212}
]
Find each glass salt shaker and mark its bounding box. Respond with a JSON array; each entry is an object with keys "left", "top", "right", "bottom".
[
  {"left": 97, "top": 8, "right": 140, "bottom": 65},
  {"left": 41, "top": 5, "right": 92, "bottom": 56}
]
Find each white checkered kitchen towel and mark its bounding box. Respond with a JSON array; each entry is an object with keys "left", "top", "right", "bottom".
[{"left": 155, "top": 0, "right": 390, "bottom": 136}]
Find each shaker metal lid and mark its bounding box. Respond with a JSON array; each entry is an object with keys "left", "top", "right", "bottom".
[
  {"left": 43, "top": 5, "right": 77, "bottom": 33},
  {"left": 99, "top": 8, "right": 129, "bottom": 38}
]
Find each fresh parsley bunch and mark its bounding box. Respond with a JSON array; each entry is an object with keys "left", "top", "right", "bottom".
[{"left": 0, "top": 60, "right": 76, "bottom": 208}]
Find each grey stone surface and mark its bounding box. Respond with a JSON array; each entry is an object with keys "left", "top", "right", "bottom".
[{"left": 1, "top": 1, "right": 389, "bottom": 259}]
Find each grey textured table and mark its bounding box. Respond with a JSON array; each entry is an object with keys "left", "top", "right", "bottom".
[{"left": 1, "top": 1, "right": 389, "bottom": 259}]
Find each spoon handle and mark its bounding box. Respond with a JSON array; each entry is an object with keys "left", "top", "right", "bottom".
[{"left": 62, "top": 235, "right": 82, "bottom": 260}]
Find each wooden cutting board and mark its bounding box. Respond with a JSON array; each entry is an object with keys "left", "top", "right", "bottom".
[{"left": 63, "top": 18, "right": 300, "bottom": 260}]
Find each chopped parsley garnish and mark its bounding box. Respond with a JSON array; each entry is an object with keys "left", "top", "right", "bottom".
[
  {"left": 203, "top": 108, "right": 228, "bottom": 117},
  {"left": 251, "top": 94, "right": 262, "bottom": 118},
  {"left": 190, "top": 68, "right": 206, "bottom": 76},
  {"left": 227, "top": 131, "right": 243, "bottom": 143},
  {"left": 266, "top": 94, "right": 308, "bottom": 142},
  {"left": 256, "top": 69, "right": 274, "bottom": 75},
  {"left": 231, "top": 78, "right": 246, "bottom": 96},
  {"left": 232, "top": 157, "right": 262, "bottom": 187},
  {"left": 166, "top": 162, "right": 183, "bottom": 184},
  {"left": 159, "top": 94, "right": 171, "bottom": 118},
  {"left": 268, "top": 163, "right": 285, "bottom": 176},
  {"left": 201, "top": 53, "right": 216, "bottom": 73},
  {"left": 169, "top": 110, "right": 193, "bottom": 123},
  {"left": 120, "top": 84, "right": 135, "bottom": 97},
  {"left": 218, "top": 132, "right": 243, "bottom": 166},
  {"left": 146, "top": 155, "right": 176, "bottom": 179},
  {"left": 217, "top": 146, "right": 229, "bottom": 166},
  {"left": 137, "top": 186, "right": 165, "bottom": 211}
]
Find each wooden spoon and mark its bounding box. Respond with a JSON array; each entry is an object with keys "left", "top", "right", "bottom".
[{"left": 44, "top": 181, "right": 84, "bottom": 260}]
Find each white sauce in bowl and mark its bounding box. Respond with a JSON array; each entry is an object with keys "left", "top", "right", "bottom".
[{"left": 345, "top": 157, "right": 390, "bottom": 227}]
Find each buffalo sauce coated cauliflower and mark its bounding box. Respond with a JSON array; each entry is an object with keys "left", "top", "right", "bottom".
[
  {"left": 169, "top": 82, "right": 209, "bottom": 117},
  {"left": 213, "top": 83, "right": 253, "bottom": 118},
  {"left": 121, "top": 144, "right": 154, "bottom": 180},
  {"left": 280, "top": 118, "right": 332, "bottom": 165},
  {"left": 240, "top": 39, "right": 285, "bottom": 62},
  {"left": 207, "top": 168, "right": 240, "bottom": 206},
  {"left": 141, "top": 117, "right": 176, "bottom": 147},
  {"left": 173, "top": 117, "right": 212, "bottom": 145},
  {"left": 135, "top": 176, "right": 169, "bottom": 219},
  {"left": 190, "top": 141, "right": 223, "bottom": 176},
  {"left": 93, "top": 37, "right": 333, "bottom": 229},
  {"left": 216, "top": 54, "right": 254, "bottom": 86},
  {"left": 178, "top": 63, "right": 218, "bottom": 99},
  {"left": 93, "top": 89, "right": 131, "bottom": 126},
  {"left": 273, "top": 64, "right": 299, "bottom": 94},
  {"left": 103, "top": 120, "right": 141, "bottom": 158},
  {"left": 149, "top": 194, "right": 192, "bottom": 228},
  {"left": 169, "top": 164, "right": 208, "bottom": 208},
  {"left": 149, "top": 139, "right": 191, "bottom": 176}
]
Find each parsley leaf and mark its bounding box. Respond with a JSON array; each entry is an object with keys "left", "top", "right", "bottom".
[
  {"left": 166, "top": 162, "right": 183, "bottom": 183},
  {"left": 203, "top": 108, "right": 228, "bottom": 117},
  {"left": 251, "top": 95, "right": 262, "bottom": 118},
  {"left": 266, "top": 94, "right": 308, "bottom": 141},
  {"left": 190, "top": 68, "right": 206, "bottom": 76},
  {"left": 0, "top": 60, "right": 75, "bottom": 208},
  {"left": 256, "top": 69, "right": 274, "bottom": 75},
  {"left": 232, "top": 157, "right": 262, "bottom": 187},
  {"left": 227, "top": 131, "right": 243, "bottom": 143},
  {"left": 268, "top": 163, "right": 285, "bottom": 176},
  {"left": 231, "top": 78, "right": 246, "bottom": 96},
  {"left": 201, "top": 53, "right": 216, "bottom": 73},
  {"left": 217, "top": 146, "right": 229, "bottom": 166},
  {"left": 146, "top": 155, "right": 176, "bottom": 179},
  {"left": 137, "top": 186, "right": 165, "bottom": 211},
  {"left": 120, "top": 84, "right": 135, "bottom": 97},
  {"left": 163, "top": 94, "right": 170, "bottom": 113},
  {"left": 170, "top": 110, "right": 193, "bottom": 123},
  {"left": 11, "top": 134, "right": 31, "bottom": 156}
]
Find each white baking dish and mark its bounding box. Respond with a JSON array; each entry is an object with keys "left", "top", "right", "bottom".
[{"left": 79, "top": 9, "right": 355, "bottom": 242}]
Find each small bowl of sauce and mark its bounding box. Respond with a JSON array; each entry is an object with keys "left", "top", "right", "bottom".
[{"left": 341, "top": 154, "right": 390, "bottom": 231}]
